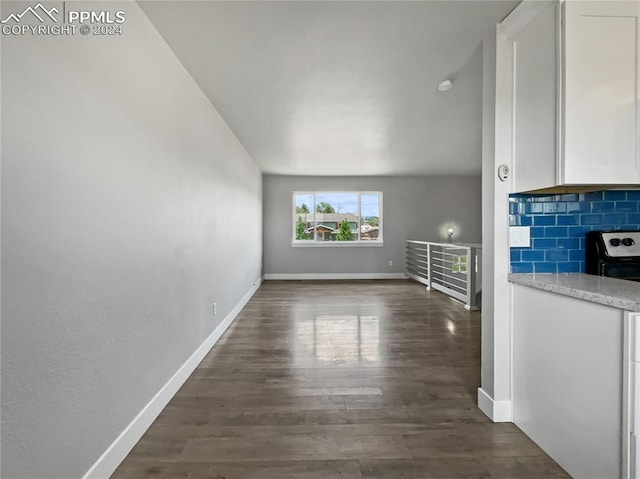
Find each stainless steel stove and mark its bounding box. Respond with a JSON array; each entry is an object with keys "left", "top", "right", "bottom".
[{"left": 586, "top": 230, "right": 640, "bottom": 282}]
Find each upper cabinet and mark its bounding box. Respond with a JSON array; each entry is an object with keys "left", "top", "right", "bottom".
[
  {"left": 564, "top": 1, "right": 639, "bottom": 184},
  {"left": 499, "top": 0, "right": 640, "bottom": 193}
]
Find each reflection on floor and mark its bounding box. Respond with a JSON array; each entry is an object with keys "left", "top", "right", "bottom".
[
  {"left": 295, "top": 313, "right": 380, "bottom": 363},
  {"left": 113, "top": 280, "right": 570, "bottom": 479}
]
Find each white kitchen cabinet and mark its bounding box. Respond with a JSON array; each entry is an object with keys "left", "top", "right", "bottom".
[
  {"left": 512, "top": 285, "right": 625, "bottom": 478},
  {"left": 500, "top": 0, "right": 640, "bottom": 192},
  {"left": 625, "top": 312, "right": 640, "bottom": 479}
]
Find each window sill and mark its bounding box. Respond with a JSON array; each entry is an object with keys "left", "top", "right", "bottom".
[{"left": 292, "top": 241, "right": 384, "bottom": 248}]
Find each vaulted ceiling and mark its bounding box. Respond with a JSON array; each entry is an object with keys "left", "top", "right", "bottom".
[{"left": 140, "top": 1, "right": 517, "bottom": 175}]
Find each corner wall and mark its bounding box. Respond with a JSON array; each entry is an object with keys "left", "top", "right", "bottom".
[
  {"left": 480, "top": 33, "right": 497, "bottom": 401},
  {"left": 480, "top": 26, "right": 514, "bottom": 422},
  {"left": 1, "top": 2, "right": 262, "bottom": 477},
  {"left": 263, "top": 175, "right": 481, "bottom": 277}
]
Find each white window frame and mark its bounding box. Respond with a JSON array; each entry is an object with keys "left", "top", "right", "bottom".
[{"left": 292, "top": 191, "right": 384, "bottom": 247}]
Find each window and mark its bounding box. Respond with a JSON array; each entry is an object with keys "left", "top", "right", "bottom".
[{"left": 293, "top": 191, "right": 383, "bottom": 246}]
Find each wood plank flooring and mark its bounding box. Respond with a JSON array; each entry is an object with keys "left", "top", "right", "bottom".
[{"left": 112, "top": 280, "right": 570, "bottom": 479}]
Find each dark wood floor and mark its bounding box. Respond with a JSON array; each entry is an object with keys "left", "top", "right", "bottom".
[{"left": 113, "top": 280, "right": 569, "bottom": 479}]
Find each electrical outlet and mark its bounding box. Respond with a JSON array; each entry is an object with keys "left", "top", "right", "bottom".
[
  {"left": 213, "top": 302, "right": 217, "bottom": 315},
  {"left": 388, "top": 260, "right": 393, "bottom": 266}
]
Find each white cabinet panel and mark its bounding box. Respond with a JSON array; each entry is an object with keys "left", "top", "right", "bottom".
[
  {"left": 635, "top": 361, "right": 640, "bottom": 433},
  {"left": 512, "top": 285, "right": 624, "bottom": 479},
  {"left": 626, "top": 313, "right": 640, "bottom": 479},
  {"left": 513, "top": 2, "right": 559, "bottom": 192},
  {"left": 563, "top": 1, "right": 639, "bottom": 184}
]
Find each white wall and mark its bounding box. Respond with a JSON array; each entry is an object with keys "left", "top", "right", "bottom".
[
  {"left": 479, "top": 24, "right": 515, "bottom": 422},
  {"left": 1, "top": 2, "right": 262, "bottom": 478},
  {"left": 480, "top": 33, "right": 497, "bottom": 401},
  {"left": 263, "top": 175, "right": 481, "bottom": 276},
  {"left": 481, "top": 31, "right": 496, "bottom": 397}
]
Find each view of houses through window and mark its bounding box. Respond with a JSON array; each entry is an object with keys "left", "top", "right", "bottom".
[{"left": 293, "top": 191, "right": 382, "bottom": 243}]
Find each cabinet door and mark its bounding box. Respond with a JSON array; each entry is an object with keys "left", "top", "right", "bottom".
[
  {"left": 563, "top": 1, "right": 640, "bottom": 184},
  {"left": 506, "top": 1, "right": 560, "bottom": 192}
]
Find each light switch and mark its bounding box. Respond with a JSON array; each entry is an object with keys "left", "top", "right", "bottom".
[{"left": 509, "top": 226, "right": 531, "bottom": 248}]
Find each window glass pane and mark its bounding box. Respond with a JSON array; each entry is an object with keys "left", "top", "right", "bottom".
[
  {"left": 293, "top": 191, "right": 382, "bottom": 244},
  {"left": 294, "top": 193, "right": 314, "bottom": 241},
  {"left": 360, "top": 193, "right": 381, "bottom": 241},
  {"left": 315, "top": 192, "right": 358, "bottom": 241}
]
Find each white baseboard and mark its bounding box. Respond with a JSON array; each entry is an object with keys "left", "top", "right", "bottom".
[
  {"left": 82, "top": 276, "right": 264, "bottom": 479},
  {"left": 264, "top": 273, "right": 407, "bottom": 280},
  {"left": 477, "top": 387, "right": 512, "bottom": 422}
]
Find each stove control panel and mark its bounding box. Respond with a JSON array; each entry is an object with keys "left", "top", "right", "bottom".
[{"left": 602, "top": 232, "right": 640, "bottom": 257}]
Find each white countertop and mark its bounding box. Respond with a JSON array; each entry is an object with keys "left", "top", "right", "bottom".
[{"left": 508, "top": 273, "right": 640, "bottom": 312}]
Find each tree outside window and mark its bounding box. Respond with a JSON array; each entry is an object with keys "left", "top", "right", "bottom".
[{"left": 336, "top": 220, "right": 354, "bottom": 241}]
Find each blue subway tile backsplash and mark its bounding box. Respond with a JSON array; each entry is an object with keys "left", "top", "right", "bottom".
[{"left": 509, "top": 190, "right": 640, "bottom": 274}]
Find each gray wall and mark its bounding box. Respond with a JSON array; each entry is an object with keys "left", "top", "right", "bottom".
[
  {"left": 263, "top": 175, "right": 481, "bottom": 275},
  {"left": 1, "top": 2, "right": 262, "bottom": 478}
]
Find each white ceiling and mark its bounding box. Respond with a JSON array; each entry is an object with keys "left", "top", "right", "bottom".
[{"left": 140, "top": 1, "right": 517, "bottom": 176}]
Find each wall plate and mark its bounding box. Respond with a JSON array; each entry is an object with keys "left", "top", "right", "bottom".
[{"left": 509, "top": 226, "right": 531, "bottom": 247}]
